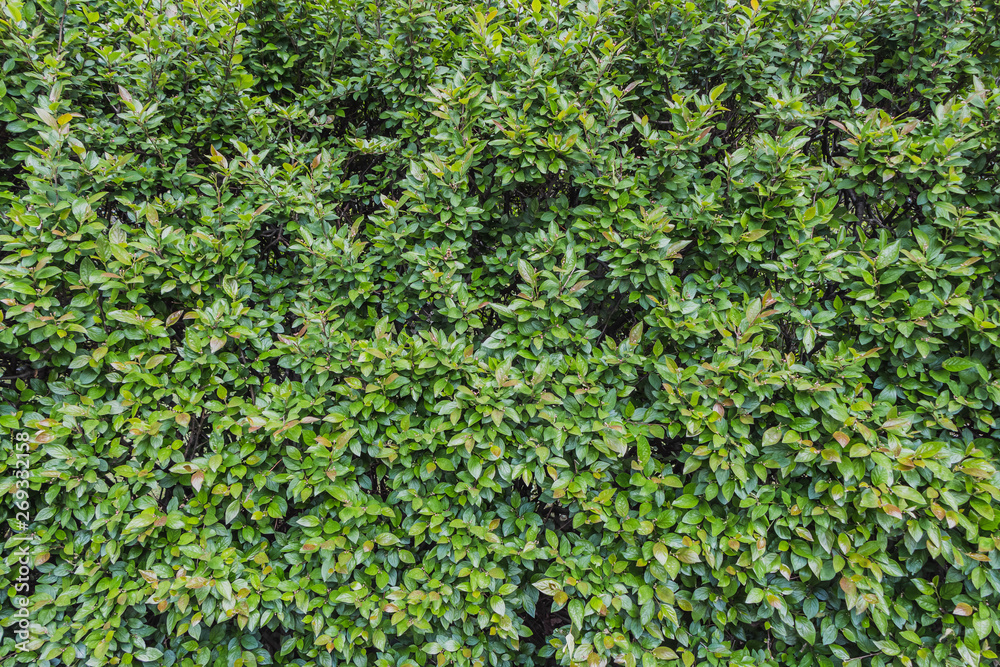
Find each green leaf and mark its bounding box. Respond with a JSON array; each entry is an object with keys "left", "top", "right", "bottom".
[
  {"left": 673, "top": 495, "right": 699, "bottom": 508},
  {"left": 135, "top": 648, "right": 164, "bottom": 662},
  {"left": 762, "top": 427, "right": 782, "bottom": 446},
  {"left": 124, "top": 514, "right": 156, "bottom": 533},
  {"left": 568, "top": 598, "right": 584, "bottom": 629},
  {"left": 628, "top": 321, "right": 644, "bottom": 345},
  {"left": 375, "top": 533, "right": 400, "bottom": 546},
  {"left": 517, "top": 259, "right": 535, "bottom": 287},
  {"left": 490, "top": 596, "right": 505, "bottom": 616},
  {"left": 875, "top": 241, "right": 901, "bottom": 270},
  {"left": 107, "top": 310, "right": 144, "bottom": 326},
  {"left": 638, "top": 437, "right": 650, "bottom": 464},
  {"left": 533, "top": 579, "right": 561, "bottom": 595},
  {"left": 789, "top": 418, "right": 818, "bottom": 432},
  {"left": 942, "top": 357, "right": 975, "bottom": 372},
  {"left": 796, "top": 617, "right": 816, "bottom": 645},
  {"left": 225, "top": 501, "right": 240, "bottom": 524},
  {"left": 675, "top": 548, "right": 700, "bottom": 564}
]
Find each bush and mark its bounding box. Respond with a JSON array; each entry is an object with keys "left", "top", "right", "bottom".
[{"left": 2, "top": 0, "right": 1000, "bottom": 666}]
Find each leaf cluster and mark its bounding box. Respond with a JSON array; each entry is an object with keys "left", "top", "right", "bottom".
[{"left": 1, "top": 0, "right": 1000, "bottom": 667}]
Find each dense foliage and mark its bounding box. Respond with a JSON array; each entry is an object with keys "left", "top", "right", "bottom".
[{"left": 2, "top": 0, "right": 1000, "bottom": 666}]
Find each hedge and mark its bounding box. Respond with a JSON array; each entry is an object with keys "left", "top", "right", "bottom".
[{"left": 1, "top": 0, "right": 999, "bottom": 666}]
